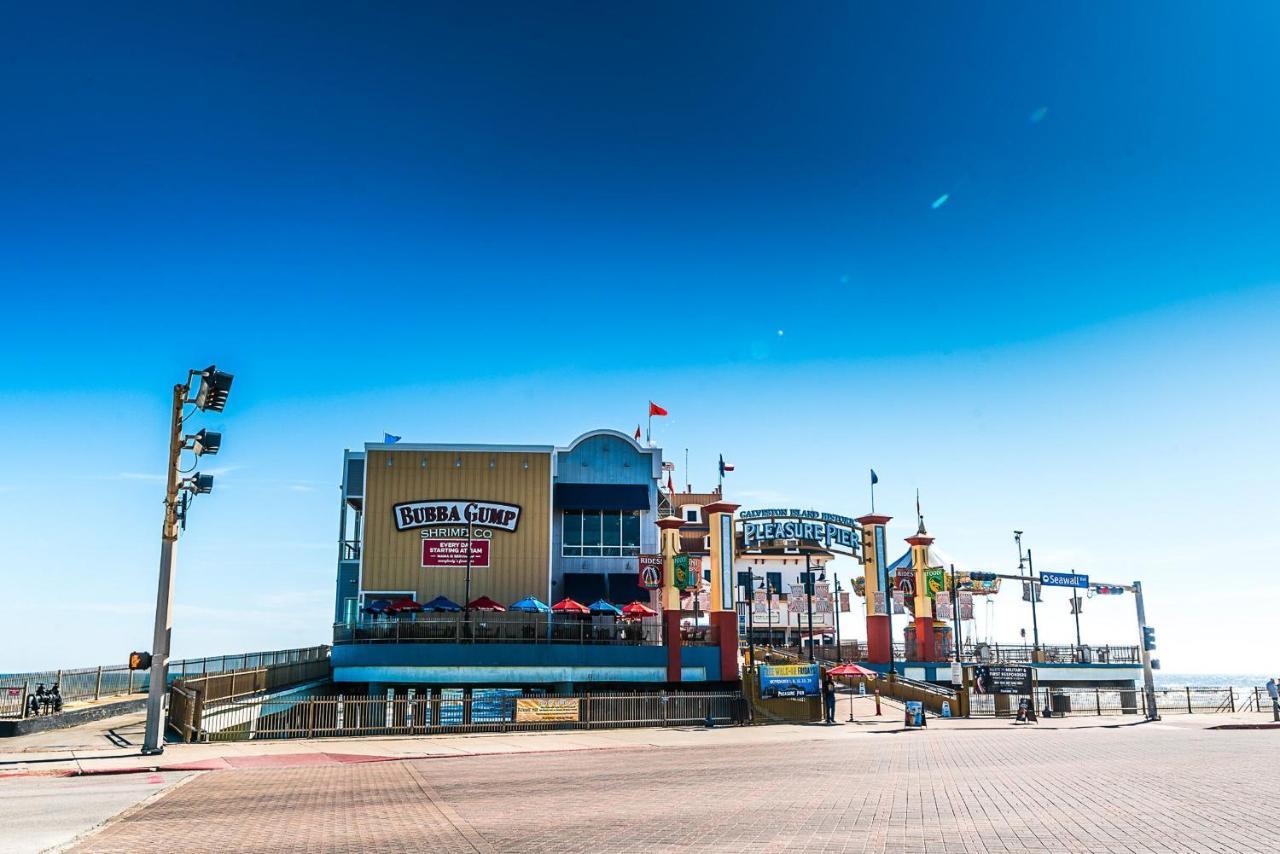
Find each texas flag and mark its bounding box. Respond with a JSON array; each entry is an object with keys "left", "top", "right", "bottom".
[
  {"left": 634, "top": 425, "right": 642, "bottom": 441},
  {"left": 718, "top": 454, "right": 735, "bottom": 476},
  {"left": 649, "top": 401, "right": 668, "bottom": 417}
]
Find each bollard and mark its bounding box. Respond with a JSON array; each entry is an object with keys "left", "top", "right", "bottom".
[{"left": 874, "top": 689, "right": 882, "bottom": 716}]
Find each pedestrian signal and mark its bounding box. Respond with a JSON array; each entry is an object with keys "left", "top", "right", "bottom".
[{"left": 129, "top": 651, "right": 152, "bottom": 671}]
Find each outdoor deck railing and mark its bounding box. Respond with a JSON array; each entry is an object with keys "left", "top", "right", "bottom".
[
  {"left": 761, "top": 639, "right": 1140, "bottom": 666},
  {"left": 333, "top": 615, "right": 716, "bottom": 647}
]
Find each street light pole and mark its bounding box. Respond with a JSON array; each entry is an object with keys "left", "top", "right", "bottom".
[
  {"left": 1014, "top": 532, "right": 1041, "bottom": 660},
  {"left": 804, "top": 552, "right": 815, "bottom": 662},
  {"left": 141, "top": 384, "right": 186, "bottom": 755},
  {"left": 141, "top": 365, "right": 232, "bottom": 756},
  {"left": 1133, "top": 580, "right": 1159, "bottom": 720},
  {"left": 833, "top": 574, "right": 842, "bottom": 662}
]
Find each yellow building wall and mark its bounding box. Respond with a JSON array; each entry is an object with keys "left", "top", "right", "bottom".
[{"left": 360, "top": 449, "right": 553, "bottom": 606}]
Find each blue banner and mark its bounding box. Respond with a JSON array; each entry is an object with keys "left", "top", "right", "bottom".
[{"left": 758, "top": 663, "right": 820, "bottom": 698}]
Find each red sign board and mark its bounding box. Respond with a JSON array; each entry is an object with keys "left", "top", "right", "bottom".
[
  {"left": 422, "top": 538, "right": 490, "bottom": 568},
  {"left": 638, "top": 554, "right": 663, "bottom": 589}
]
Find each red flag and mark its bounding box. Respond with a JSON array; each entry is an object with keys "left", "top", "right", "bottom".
[
  {"left": 667, "top": 472, "right": 675, "bottom": 493},
  {"left": 634, "top": 425, "right": 642, "bottom": 441},
  {"left": 649, "top": 401, "right": 668, "bottom": 417}
]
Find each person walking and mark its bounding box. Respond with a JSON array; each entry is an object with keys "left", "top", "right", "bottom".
[
  {"left": 1267, "top": 677, "right": 1279, "bottom": 722},
  {"left": 823, "top": 674, "right": 837, "bottom": 724}
]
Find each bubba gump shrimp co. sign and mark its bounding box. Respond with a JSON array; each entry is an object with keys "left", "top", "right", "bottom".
[{"left": 392, "top": 500, "right": 522, "bottom": 570}]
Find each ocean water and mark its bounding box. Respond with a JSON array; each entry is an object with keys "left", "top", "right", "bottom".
[{"left": 1153, "top": 673, "right": 1272, "bottom": 694}]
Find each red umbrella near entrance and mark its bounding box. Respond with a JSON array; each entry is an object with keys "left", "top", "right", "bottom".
[
  {"left": 467, "top": 596, "right": 506, "bottom": 612},
  {"left": 621, "top": 601, "right": 657, "bottom": 618},
  {"left": 827, "top": 663, "right": 880, "bottom": 722}
]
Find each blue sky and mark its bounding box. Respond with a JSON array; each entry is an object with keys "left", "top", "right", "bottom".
[{"left": 2, "top": 3, "right": 1278, "bottom": 672}]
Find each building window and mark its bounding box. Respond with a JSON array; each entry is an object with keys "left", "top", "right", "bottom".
[
  {"left": 766, "top": 572, "right": 782, "bottom": 594},
  {"left": 682, "top": 506, "right": 701, "bottom": 523},
  {"left": 562, "top": 510, "right": 641, "bottom": 557}
]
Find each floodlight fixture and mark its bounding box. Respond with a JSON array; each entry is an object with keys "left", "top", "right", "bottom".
[
  {"left": 190, "top": 428, "right": 221, "bottom": 456},
  {"left": 193, "top": 365, "right": 234, "bottom": 412},
  {"left": 185, "top": 473, "right": 215, "bottom": 494}
]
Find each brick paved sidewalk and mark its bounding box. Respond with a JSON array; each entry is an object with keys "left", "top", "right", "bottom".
[{"left": 74, "top": 722, "right": 1279, "bottom": 853}]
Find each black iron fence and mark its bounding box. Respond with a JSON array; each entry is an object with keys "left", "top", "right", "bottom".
[
  {"left": 333, "top": 615, "right": 710, "bottom": 647},
  {"left": 185, "top": 689, "right": 747, "bottom": 742},
  {"left": 1, "top": 645, "right": 329, "bottom": 719}
]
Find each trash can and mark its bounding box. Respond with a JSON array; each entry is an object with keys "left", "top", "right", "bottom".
[
  {"left": 904, "top": 700, "right": 925, "bottom": 728},
  {"left": 1051, "top": 693, "right": 1072, "bottom": 715}
]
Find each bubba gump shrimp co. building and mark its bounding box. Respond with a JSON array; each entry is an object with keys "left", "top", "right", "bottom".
[{"left": 331, "top": 429, "right": 739, "bottom": 694}]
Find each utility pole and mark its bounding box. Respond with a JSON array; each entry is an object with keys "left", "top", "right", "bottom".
[
  {"left": 1014, "top": 532, "right": 1041, "bottom": 660},
  {"left": 141, "top": 384, "right": 185, "bottom": 755},
  {"left": 1133, "top": 580, "right": 1159, "bottom": 720},
  {"left": 142, "top": 366, "right": 232, "bottom": 755}
]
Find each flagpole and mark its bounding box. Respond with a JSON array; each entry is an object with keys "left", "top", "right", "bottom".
[{"left": 647, "top": 411, "right": 651, "bottom": 444}]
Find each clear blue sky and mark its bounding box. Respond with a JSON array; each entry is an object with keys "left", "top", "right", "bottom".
[{"left": 2, "top": 3, "right": 1277, "bottom": 673}]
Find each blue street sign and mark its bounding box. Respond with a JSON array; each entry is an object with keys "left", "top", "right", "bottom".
[{"left": 1040, "top": 571, "right": 1089, "bottom": 589}]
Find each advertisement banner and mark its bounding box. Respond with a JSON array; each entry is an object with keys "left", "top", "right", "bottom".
[
  {"left": 892, "top": 590, "right": 905, "bottom": 614},
  {"left": 838, "top": 591, "right": 851, "bottom": 613},
  {"left": 515, "top": 698, "right": 580, "bottom": 722},
  {"left": 924, "top": 567, "right": 946, "bottom": 599},
  {"left": 673, "top": 555, "right": 698, "bottom": 590},
  {"left": 753, "top": 589, "right": 769, "bottom": 614},
  {"left": 958, "top": 591, "right": 974, "bottom": 621},
  {"left": 638, "top": 555, "right": 663, "bottom": 589},
  {"left": 788, "top": 584, "right": 807, "bottom": 613},
  {"left": 973, "top": 665, "right": 1033, "bottom": 695},
  {"left": 813, "top": 581, "right": 832, "bottom": 613},
  {"left": 422, "top": 538, "right": 490, "bottom": 568},
  {"left": 758, "top": 663, "right": 821, "bottom": 698},
  {"left": 936, "top": 590, "right": 953, "bottom": 620},
  {"left": 873, "top": 591, "right": 886, "bottom": 615}
]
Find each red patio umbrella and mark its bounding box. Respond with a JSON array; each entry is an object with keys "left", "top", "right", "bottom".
[
  {"left": 467, "top": 595, "right": 506, "bottom": 612},
  {"left": 827, "top": 663, "right": 878, "bottom": 678},
  {"left": 386, "top": 598, "right": 424, "bottom": 614},
  {"left": 621, "top": 601, "right": 657, "bottom": 618},
  {"left": 550, "top": 597, "right": 590, "bottom": 614}
]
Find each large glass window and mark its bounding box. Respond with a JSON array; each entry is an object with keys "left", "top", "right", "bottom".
[
  {"left": 766, "top": 571, "right": 782, "bottom": 595},
  {"left": 562, "top": 510, "right": 642, "bottom": 557}
]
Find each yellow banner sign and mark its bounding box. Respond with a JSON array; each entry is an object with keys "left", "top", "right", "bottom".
[{"left": 515, "top": 698, "right": 580, "bottom": 723}]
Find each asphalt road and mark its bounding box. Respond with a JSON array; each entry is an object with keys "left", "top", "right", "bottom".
[{"left": 0, "top": 772, "right": 192, "bottom": 854}]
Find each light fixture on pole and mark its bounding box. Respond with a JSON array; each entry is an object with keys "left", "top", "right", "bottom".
[{"left": 141, "top": 364, "right": 234, "bottom": 756}]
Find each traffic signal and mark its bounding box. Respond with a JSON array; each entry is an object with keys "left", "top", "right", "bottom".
[
  {"left": 1094, "top": 585, "right": 1125, "bottom": 595},
  {"left": 969, "top": 571, "right": 997, "bottom": 582},
  {"left": 129, "top": 651, "right": 153, "bottom": 670},
  {"left": 194, "top": 365, "right": 234, "bottom": 412},
  {"left": 1142, "top": 626, "right": 1157, "bottom": 651}
]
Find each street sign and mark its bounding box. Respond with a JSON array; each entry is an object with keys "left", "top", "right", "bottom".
[{"left": 1040, "top": 571, "right": 1089, "bottom": 589}]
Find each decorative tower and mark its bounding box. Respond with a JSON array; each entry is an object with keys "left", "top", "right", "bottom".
[
  {"left": 703, "top": 501, "right": 741, "bottom": 682},
  {"left": 907, "top": 501, "right": 936, "bottom": 663},
  {"left": 857, "top": 513, "right": 893, "bottom": 663},
  {"left": 657, "top": 515, "right": 687, "bottom": 682}
]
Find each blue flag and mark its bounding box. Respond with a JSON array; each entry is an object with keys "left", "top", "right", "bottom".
[
  {"left": 870, "top": 469, "right": 879, "bottom": 485},
  {"left": 384, "top": 432, "right": 401, "bottom": 444}
]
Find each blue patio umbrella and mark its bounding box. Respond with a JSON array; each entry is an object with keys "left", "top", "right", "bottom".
[
  {"left": 508, "top": 595, "right": 550, "bottom": 613},
  {"left": 422, "top": 595, "right": 463, "bottom": 612},
  {"left": 588, "top": 599, "right": 622, "bottom": 616},
  {"left": 362, "top": 599, "right": 392, "bottom": 614}
]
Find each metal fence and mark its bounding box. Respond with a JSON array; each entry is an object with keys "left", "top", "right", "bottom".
[
  {"left": 967, "top": 686, "right": 1238, "bottom": 717},
  {"left": 189, "top": 690, "right": 746, "bottom": 742},
  {"left": 1243, "top": 687, "right": 1280, "bottom": 715},
  {"left": 333, "top": 615, "right": 703, "bottom": 647},
  {"left": 0, "top": 645, "right": 329, "bottom": 718}
]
